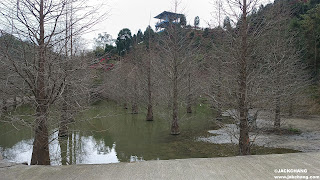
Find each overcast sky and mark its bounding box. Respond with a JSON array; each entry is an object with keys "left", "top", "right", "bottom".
[{"left": 83, "top": 0, "right": 273, "bottom": 49}]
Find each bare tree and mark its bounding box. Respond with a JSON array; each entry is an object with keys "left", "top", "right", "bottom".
[
  {"left": 0, "top": 0, "right": 107, "bottom": 165},
  {"left": 155, "top": 16, "right": 199, "bottom": 135},
  {"left": 144, "top": 26, "right": 155, "bottom": 121},
  {"left": 204, "top": 0, "right": 310, "bottom": 155},
  {"left": 127, "top": 43, "right": 144, "bottom": 114},
  {"left": 204, "top": 0, "right": 268, "bottom": 155},
  {"left": 259, "top": 1, "right": 309, "bottom": 129}
]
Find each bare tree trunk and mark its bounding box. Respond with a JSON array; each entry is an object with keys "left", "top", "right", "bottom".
[
  {"left": 131, "top": 102, "right": 138, "bottom": 114},
  {"left": 146, "top": 99, "right": 153, "bottom": 121},
  {"left": 31, "top": 0, "right": 50, "bottom": 165},
  {"left": 238, "top": 0, "right": 250, "bottom": 155},
  {"left": 216, "top": 59, "right": 222, "bottom": 120},
  {"left": 274, "top": 64, "right": 281, "bottom": 128},
  {"left": 274, "top": 96, "right": 281, "bottom": 128},
  {"left": 171, "top": 55, "right": 180, "bottom": 135},
  {"left": 70, "top": 1, "right": 73, "bottom": 58},
  {"left": 186, "top": 95, "right": 192, "bottom": 113},
  {"left": 209, "top": 85, "right": 216, "bottom": 114},
  {"left": 13, "top": 96, "right": 17, "bottom": 109},
  {"left": 249, "top": 110, "right": 258, "bottom": 130},
  {"left": 315, "top": 38, "right": 317, "bottom": 78},
  {"left": 2, "top": 99, "right": 7, "bottom": 112},
  {"left": 59, "top": 2, "right": 70, "bottom": 138},
  {"left": 31, "top": 106, "right": 50, "bottom": 165},
  {"left": 68, "top": 132, "right": 73, "bottom": 164},
  {"left": 73, "top": 131, "right": 77, "bottom": 164},
  {"left": 123, "top": 78, "right": 128, "bottom": 109},
  {"left": 59, "top": 101, "right": 69, "bottom": 137},
  {"left": 288, "top": 99, "right": 293, "bottom": 117},
  {"left": 146, "top": 46, "right": 153, "bottom": 121},
  {"left": 58, "top": 137, "right": 68, "bottom": 165},
  {"left": 239, "top": 102, "right": 250, "bottom": 155},
  {"left": 216, "top": 103, "right": 222, "bottom": 120},
  {"left": 65, "top": 0, "right": 68, "bottom": 57},
  {"left": 186, "top": 73, "right": 192, "bottom": 113},
  {"left": 131, "top": 82, "right": 138, "bottom": 114}
]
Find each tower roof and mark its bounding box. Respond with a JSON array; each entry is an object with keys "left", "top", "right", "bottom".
[{"left": 154, "top": 11, "right": 184, "bottom": 20}]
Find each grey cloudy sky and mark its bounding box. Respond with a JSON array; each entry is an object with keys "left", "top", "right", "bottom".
[{"left": 83, "top": 0, "right": 273, "bottom": 49}]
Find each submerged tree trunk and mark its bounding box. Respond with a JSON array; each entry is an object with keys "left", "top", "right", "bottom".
[
  {"left": 59, "top": 4, "right": 71, "bottom": 138},
  {"left": 73, "top": 131, "right": 77, "bottom": 164},
  {"left": 31, "top": 106, "right": 50, "bottom": 165},
  {"left": 131, "top": 82, "right": 138, "bottom": 114},
  {"left": 131, "top": 102, "right": 138, "bottom": 114},
  {"left": 146, "top": 51, "right": 153, "bottom": 121},
  {"left": 146, "top": 104, "right": 153, "bottom": 120},
  {"left": 238, "top": 0, "right": 250, "bottom": 155},
  {"left": 186, "top": 95, "right": 192, "bottom": 113},
  {"left": 68, "top": 132, "right": 73, "bottom": 164},
  {"left": 59, "top": 101, "right": 69, "bottom": 137},
  {"left": 58, "top": 136, "right": 68, "bottom": 165},
  {"left": 123, "top": 78, "right": 128, "bottom": 109}
]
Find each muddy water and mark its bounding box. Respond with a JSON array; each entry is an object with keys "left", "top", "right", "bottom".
[{"left": 0, "top": 101, "right": 298, "bottom": 165}]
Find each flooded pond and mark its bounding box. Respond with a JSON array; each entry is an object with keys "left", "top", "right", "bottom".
[{"left": 0, "top": 101, "right": 298, "bottom": 165}]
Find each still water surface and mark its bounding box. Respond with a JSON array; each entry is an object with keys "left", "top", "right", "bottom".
[{"left": 0, "top": 101, "right": 218, "bottom": 165}]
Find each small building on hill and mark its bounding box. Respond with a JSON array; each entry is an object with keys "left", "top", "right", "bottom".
[{"left": 154, "top": 11, "right": 184, "bottom": 31}]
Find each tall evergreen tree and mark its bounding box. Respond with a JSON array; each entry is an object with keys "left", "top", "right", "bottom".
[
  {"left": 194, "top": 16, "right": 200, "bottom": 28},
  {"left": 116, "top": 28, "right": 132, "bottom": 56}
]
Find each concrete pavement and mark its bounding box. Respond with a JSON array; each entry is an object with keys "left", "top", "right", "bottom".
[{"left": 1, "top": 152, "right": 320, "bottom": 180}]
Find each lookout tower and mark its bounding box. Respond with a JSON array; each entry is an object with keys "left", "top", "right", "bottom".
[{"left": 154, "top": 11, "right": 184, "bottom": 31}]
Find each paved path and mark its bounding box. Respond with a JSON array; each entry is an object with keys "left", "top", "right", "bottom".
[{"left": 1, "top": 152, "right": 320, "bottom": 180}]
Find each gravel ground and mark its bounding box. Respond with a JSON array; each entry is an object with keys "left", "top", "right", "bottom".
[{"left": 199, "top": 115, "right": 320, "bottom": 152}]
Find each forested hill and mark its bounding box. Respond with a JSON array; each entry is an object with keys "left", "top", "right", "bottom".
[
  {"left": 258, "top": 0, "right": 320, "bottom": 81},
  {"left": 90, "top": 0, "right": 320, "bottom": 115}
]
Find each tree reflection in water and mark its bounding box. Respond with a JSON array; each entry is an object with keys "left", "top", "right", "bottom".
[
  {"left": 0, "top": 101, "right": 221, "bottom": 165},
  {"left": 1, "top": 130, "right": 119, "bottom": 165}
]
